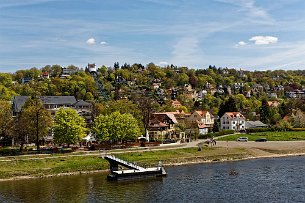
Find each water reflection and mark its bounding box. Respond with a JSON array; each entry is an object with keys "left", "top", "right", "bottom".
[{"left": 1, "top": 156, "right": 305, "bottom": 202}]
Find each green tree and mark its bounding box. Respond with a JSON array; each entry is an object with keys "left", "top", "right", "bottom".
[
  {"left": 259, "top": 98, "right": 271, "bottom": 124},
  {"left": 0, "top": 101, "right": 14, "bottom": 145},
  {"left": 92, "top": 111, "right": 141, "bottom": 142},
  {"left": 53, "top": 108, "right": 87, "bottom": 146},
  {"left": 276, "top": 120, "right": 292, "bottom": 131},
  {"left": 218, "top": 96, "right": 238, "bottom": 117},
  {"left": 18, "top": 97, "right": 52, "bottom": 150},
  {"left": 292, "top": 109, "right": 305, "bottom": 128}
]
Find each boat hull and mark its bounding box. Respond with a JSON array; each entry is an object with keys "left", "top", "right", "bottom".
[{"left": 107, "top": 167, "right": 167, "bottom": 181}]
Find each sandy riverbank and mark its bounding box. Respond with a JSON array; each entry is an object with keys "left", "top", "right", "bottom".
[{"left": 1, "top": 141, "right": 305, "bottom": 182}]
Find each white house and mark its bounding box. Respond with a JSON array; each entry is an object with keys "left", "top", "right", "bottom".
[{"left": 220, "top": 112, "right": 245, "bottom": 131}]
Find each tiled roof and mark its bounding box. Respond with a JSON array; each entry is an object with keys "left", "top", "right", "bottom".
[
  {"left": 74, "top": 100, "right": 91, "bottom": 107},
  {"left": 153, "top": 112, "right": 178, "bottom": 124},
  {"left": 225, "top": 112, "right": 245, "bottom": 118}
]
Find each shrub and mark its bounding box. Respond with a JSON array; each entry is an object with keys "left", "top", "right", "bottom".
[
  {"left": 206, "top": 130, "right": 234, "bottom": 138},
  {"left": 246, "top": 128, "right": 269, "bottom": 133},
  {"left": 289, "top": 128, "right": 305, "bottom": 131}
]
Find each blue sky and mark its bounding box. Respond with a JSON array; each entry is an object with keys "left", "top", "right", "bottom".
[{"left": 1, "top": 0, "right": 305, "bottom": 72}]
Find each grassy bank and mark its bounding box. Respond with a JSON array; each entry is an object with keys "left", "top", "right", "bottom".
[
  {"left": 0, "top": 147, "right": 249, "bottom": 180},
  {"left": 217, "top": 131, "right": 305, "bottom": 141}
]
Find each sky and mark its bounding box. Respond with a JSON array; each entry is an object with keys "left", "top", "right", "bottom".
[{"left": 1, "top": 0, "right": 305, "bottom": 72}]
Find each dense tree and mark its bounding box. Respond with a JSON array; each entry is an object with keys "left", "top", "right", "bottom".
[
  {"left": 134, "top": 95, "right": 159, "bottom": 135},
  {"left": 92, "top": 111, "right": 141, "bottom": 142},
  {"left": 53, "top": 108, "right": 87, "bottom": 146},
  {"left": 276, "top": 120, "right": 292, "bottom": 131},
  {"left": 259, "top": 98, "right": 270, "bottom": 124},
  {"left": 18, "top": 97, "right": 52, "bottom": 150},
  {"left": 0, "top": 101, "right": 14, "bottom": 145},
  {"left": 50, "top": 65, "right": 62, "bottom": 77},
  {"left": 218, "top": 96, "right": 239, "bottom": 117},
  {"left": 292, "top": 109, "right": 305, "bottom": 128}
]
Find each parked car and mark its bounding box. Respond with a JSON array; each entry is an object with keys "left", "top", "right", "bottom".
[
  {"left": 237, "top": 137, "right": 248, "bottom": 142},
  {"left": 255, "top": 138, "right": 267, "bottom": 142}
]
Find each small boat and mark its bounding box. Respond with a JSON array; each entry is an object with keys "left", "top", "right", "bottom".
[{"left": 102, "top": 155, "right": 167, "bottom": 181}]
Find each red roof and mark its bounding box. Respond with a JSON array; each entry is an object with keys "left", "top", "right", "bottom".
[{"left": 225, "top": 112, "right": 244, "bottom": 118}]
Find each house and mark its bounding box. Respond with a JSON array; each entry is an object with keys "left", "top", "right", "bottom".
[
  {"left": 220, "top": 112, "right": 245, "bottom": 131},
  {"left": 61, "top": 67, "right": 78, "bottom": 79},
  {"left": 285, "top": 91, "right": 297, "bottom": 98},
  {"left": 171, "top": 100, "right": 182, "bottom": 108},
  {"left": 197, "top": 122, "right": 208, "bottom": 135},
  {"left": 12, "top": 96, "right": 92, "bottom": 122},
  {"left": 147, "top": 120, "right": 169, "bottom": 141},
  {"left": 268, "top": 93, "right": 277, "bottom": 98},
  {"left": 152, "top": 82, "right": 161, "bottom": 90},
  {"left": 187, "top": 111, "right": 214, "bottom": 129},
  {"left": 267, "top": 101, "right": 280, "bottom": 108},
  {"left": 252, "top": 84, "right": 264, "bottom": 95},
  {"left": 21, "top": 77, "right": 33, "bottom": 84},
  {"left": 186, "top": 111, "right": 214, "bottom": 135},
  {"left": 197, "top": 90, "right": 208, "bottom": 100},
  {"left": 148, "top": 112, "right": 179, "bottom": 140},
  {"left": 245, "top": 121, "right": 268, "bottom": 129},
  {"left": 41, "top": 72, "right": 50, "bottom": 79}
]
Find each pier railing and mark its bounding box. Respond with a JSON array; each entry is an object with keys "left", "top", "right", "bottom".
[{"left": 103, "top": 155, "right": 146, "bottom": 171}]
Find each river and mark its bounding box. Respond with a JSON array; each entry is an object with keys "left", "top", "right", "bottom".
[{"left": 1, "top": 156, "right": 305, "bottom": 203}]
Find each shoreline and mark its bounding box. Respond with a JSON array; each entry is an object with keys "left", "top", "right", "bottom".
[{"left": 1, "top": 149, "right": 305, "bottom": 182}]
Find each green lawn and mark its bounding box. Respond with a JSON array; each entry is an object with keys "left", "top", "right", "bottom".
[
  {"left": 217, "top": 131, "right": 305, "bottom": 141},
  {"left": 0, "top": 147, "right": 249, "bottom": 179}
]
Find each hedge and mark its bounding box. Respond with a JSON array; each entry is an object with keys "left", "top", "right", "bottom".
[
  {"left": 203, "top": 130, "right": 235, "bottom": 138},
  {"left": 246, "top": 128, "right": 270, "bottom": 133}
]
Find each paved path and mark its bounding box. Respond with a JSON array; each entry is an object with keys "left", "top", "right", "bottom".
[{"left": 2, "top": 140, "right": 305, "bottom": 161}]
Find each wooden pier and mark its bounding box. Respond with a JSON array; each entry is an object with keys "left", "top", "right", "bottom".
[{"left": 102, "top": 155, "right": 167, "bottom": 180}]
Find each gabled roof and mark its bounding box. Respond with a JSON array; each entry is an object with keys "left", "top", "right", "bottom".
[
  {"left": 195, "top": 110, "right": 208, "bottom": 117},
  {"left": 12, "top": 96, "right": 29, "bottom": 113},
  {"left": 153, "top": 112, "right": 178, "bottom": 124},
  {"left": 195, "top": 111, "right": 214, "bottom": 118},
  {"left": 245, "top": 121, "right": 268, "bottom": 128},
  {"left": 74, "top": 100, "right": 91, "bottom": 107},
  {"left": 224, "top": 112, "right": 245, "bottom": 119},
  {"left": 267, "top": 101, "right": 279, "bottom": 107},
  {"left": 172, "top": 100, "right": 181, "bottom": 105},
  {"left": 12, "top": 96, "right": 77, "bottom": 113}
]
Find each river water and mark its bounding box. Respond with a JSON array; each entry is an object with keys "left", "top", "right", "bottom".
[{"left": 1, "top": 156, "right": 305, "bottom": 203}]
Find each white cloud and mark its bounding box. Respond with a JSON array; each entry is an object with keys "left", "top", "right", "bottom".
[
  {"left": 100, "top": 41, "right": 108, "bottom": 45},
  {"left": 170, "top": 36, "right": 205, "bottom": 67},
  {"left": 86, "top": 38, "right": 96, "bottom": 45},
  {"left": 159, "top": 61, "right": 168, "bottom": 66},
  {"left": 236, "top": 41, "right": 247, "bottom": 47},
  {"left": 215, "top": 0, "right": 273, "bottom": 24},
  {"left": 249, "top": 36, "right": 278, "bottom": 45}
]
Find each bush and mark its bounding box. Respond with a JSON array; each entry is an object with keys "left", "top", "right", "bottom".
[
  {"left": 246, "top": 128, "right": 269, "bottom": 133},
  {"left": 0, "top": 147, "right": 20, "bottom": 156},
  {"left": 206, "top": 130, "right": 235, "bottom": 138},
  {"left": 289, "top": 128, "right": 305, "bottom": 131}
]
